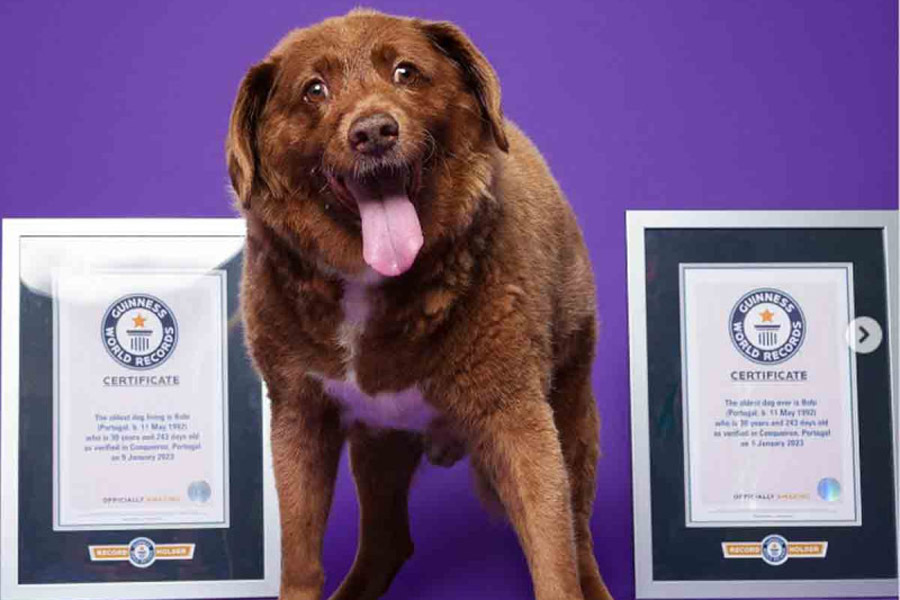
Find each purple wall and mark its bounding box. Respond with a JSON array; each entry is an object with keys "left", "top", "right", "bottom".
[{"left": 0, "top": 1, "right": 896, "bottom": 599}]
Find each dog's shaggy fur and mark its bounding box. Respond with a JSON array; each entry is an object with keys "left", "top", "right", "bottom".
[{"left": 227, "top": 9, "right": 610, "bottom": 600}]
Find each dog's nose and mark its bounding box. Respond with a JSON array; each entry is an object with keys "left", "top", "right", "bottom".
[{"left": 348, "top": 113, "right": 399, "bottom": 155}]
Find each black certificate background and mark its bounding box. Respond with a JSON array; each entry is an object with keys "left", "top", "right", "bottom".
[
  {"left": 644, "top": 228, "right": 896, "bottom": 581},
  {"left": 17, "top": 246, "right": 265, "bottom": 584}
]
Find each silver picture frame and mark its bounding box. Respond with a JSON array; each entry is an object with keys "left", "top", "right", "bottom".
[
  {"left": 626, "top": 210, "right": 898, "bottom": 599},
  {"left": 1, "top": 218, "right": 280, "bottom": 600}
]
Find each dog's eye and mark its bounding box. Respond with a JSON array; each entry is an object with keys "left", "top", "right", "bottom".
[
  {"left": 392, "top": 63, "right": 420, "bottom": 86},
  {"left": 303, "top": 79, "right": 329, "bottom": 103}
]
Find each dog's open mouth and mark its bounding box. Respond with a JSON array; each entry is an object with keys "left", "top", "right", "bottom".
[{"left": 325, "top": 164, "right": 423, "bottom": 277}]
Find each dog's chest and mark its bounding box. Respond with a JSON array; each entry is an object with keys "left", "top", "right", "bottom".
[{"left": 321, "top": 275, "right": 436, "bottom": 431}]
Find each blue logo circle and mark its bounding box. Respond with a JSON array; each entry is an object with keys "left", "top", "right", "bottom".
[
  {"left": 729, "top": 288, "right": 805, "bottom": 365},
  {"left": 760, "top": 534, "right": 789, "bottom": 566},
  {"left": 128, "top": 537, "right": 157, "bottom": 568},
  {"left": 101, "top": 294, "right": 178, "bottom": 370}
]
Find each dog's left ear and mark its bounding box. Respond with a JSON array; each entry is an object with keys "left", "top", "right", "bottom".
[
  {"left": 421, "top": 21, "right": 509, "bottom": 153},
  {"left": 226, "top": 59, "right": 279, "bottom": 209}
]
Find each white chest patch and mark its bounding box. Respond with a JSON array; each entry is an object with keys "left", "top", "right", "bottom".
[
  {"left": 322, "top": 270, "right": 437, "bottom": 432},
  {"left": 322, "top": 378, "right": 436, "bottom": 431}
]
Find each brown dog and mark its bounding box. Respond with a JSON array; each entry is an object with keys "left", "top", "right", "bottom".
[{"left": 226, "top": 9, "right": 610, "bottom": 600}]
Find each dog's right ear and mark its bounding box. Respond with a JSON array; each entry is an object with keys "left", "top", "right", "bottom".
[{"left": 226, "top": 60, "right": 278, "bottom": 209}]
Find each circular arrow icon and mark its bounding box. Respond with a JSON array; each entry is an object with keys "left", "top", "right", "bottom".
[{"left": 847, "top": 317, "right": 883, "bottom": 354}]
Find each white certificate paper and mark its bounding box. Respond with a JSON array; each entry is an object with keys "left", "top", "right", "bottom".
[
  {"left": 680, "top": 263, "right": 860, "bottom": 527},
  {"left": 53, "top": 270, "right": 230, "bottom": 530}
]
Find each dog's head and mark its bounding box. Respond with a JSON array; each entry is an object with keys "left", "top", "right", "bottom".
[{"left": 227, "top": 10, "right": 508, "bottom": 277}]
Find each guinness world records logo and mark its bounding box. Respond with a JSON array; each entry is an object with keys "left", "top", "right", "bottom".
[
  {"left": 729, "top": 288, "right": 805, "bottom": 365},
  {"left": 128, "top": 537, "right": 157, "bottom": 568},
  {"left": 101, "top": 293, "right": 178, "bottom": 370},
  {"left": 760, "top": 534, "right": 789, "bottom": 566}
]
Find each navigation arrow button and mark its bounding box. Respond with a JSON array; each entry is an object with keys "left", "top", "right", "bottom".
[{"left": 847, "top": 317, "right": 882, "bottom": 354}]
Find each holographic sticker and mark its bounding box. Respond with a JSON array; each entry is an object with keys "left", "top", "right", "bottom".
[
  {"left": 817, "top": 477, "right": 841, "bottom": 502},
  {"left": 188, "top": 480, "right": 212, "bottom": 503}
]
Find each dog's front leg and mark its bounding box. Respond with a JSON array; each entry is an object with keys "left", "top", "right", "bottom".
[
  {"left": 469, "top": 399, "right": 584, "bottom": 600},
  {"left": 329, "top": 427, "right": 422, "bottom": 600},
  {"left": 270, "top": 385, "right": 345, "bottom": 600}
]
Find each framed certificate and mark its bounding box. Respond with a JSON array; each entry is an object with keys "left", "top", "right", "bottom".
[
  {"left": 626, "top": 211, "right": 898, "bottom": 598},
  {"left": 1, "top": 219, "right": 280, "bottom": 599}
]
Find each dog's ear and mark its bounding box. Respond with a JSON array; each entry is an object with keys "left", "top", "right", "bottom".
[
  {"left": 421, "top": 21, "right": 509, "bottom": 153},
  {"left": 226, "top": 60, "right": 278, "bottom": 209}
]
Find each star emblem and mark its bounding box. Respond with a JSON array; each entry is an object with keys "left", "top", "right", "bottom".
[
  {"left": 759, "top": 309, "right": 775, "bottom": 323},
  {"left": 132, "top": 313, "right": 147, "bottom": 328}
]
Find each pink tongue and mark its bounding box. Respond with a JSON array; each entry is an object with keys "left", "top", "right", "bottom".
[{"left": 346, "top": 179, "right": 424, "bottom": 277}]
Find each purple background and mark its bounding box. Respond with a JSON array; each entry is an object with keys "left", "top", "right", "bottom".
[{"left": 0, "top": 1, "right": 896, "bottom": 599}]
